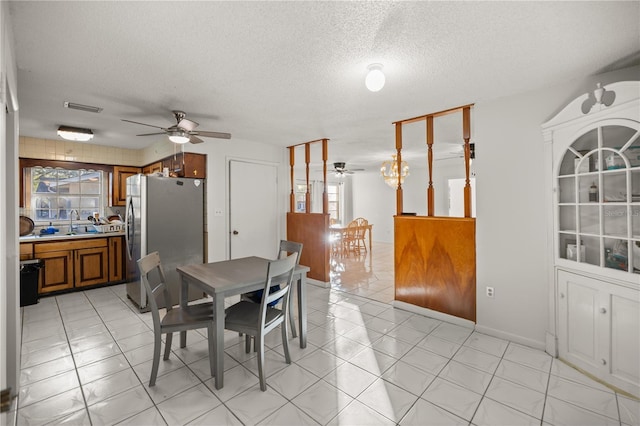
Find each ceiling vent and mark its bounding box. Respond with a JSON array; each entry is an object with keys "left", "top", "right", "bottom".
[{"left": 63, "top": 101, "right": 103, "bottom": 113}]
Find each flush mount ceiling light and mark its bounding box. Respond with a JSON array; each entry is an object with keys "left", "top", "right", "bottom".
[
  {"left": 168, "top": 129, "right": 190, "bottom": 144},
  {"left": 365, "top": 63, "right": 385, "bottom": 92},
  {"left": 57, "top": 125, "right": 94, "bottom": 142}
]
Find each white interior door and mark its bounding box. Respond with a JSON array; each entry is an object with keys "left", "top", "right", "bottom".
[{"left": 229, "top": 160, "right": 278, "bottom": 259}]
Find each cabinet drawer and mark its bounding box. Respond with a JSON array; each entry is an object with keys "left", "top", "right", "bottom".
[
  {"left": 35, "top": 238, "right": 108, "bottom": 253},
  {"left": 20, "top": 243, "right": 34, "bottom": 260}
]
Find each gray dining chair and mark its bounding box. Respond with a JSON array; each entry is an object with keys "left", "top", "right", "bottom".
[
  {"left": 224, "top": 253, "right": 298, "bottom": 391},
  {"left": 241, "top": 240, "right": 303, "bottom": 339},
  {"left": 137, "top": 251, "right": 215, "bottom": 387}
]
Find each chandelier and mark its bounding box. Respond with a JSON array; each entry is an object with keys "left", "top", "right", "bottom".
[{"left": 380, "top": 155, "right": 409, "bottom": 188}]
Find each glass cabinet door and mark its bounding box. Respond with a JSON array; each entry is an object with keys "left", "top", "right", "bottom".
[{"left": 558, "top": 124, "right": 639, "bottom": 274}]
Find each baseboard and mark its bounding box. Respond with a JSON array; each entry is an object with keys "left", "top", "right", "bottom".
[
  {"left": 391, "top": 300, "right": 547, "bottom": 351},
  {"left": 474, "top": 324, "right": 546, "bottom": 351},
  {"left": 307, "top": 278, "right": 330, "bottom": 288},
  {"left": 392, "top": 301, "right": 475, "bottom": 329}
]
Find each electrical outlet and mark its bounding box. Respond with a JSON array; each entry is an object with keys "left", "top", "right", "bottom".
[{"left": 486, "top": 287, "right": 494, "bottom": 298}]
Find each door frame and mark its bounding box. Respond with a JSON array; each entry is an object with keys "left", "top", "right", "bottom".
[{"left": 226, "top": 156, "right": 281, "bottom": 259}]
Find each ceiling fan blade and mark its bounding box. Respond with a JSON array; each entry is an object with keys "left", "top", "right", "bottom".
[
  {"left": 177, "top": 118, "right": 199, "bottom": 131},
  {"left": 193, "top": 131, "right": 232, "bottom": 139},
  {"left": 121, "top": 119, "right": 165, "bottom": 130},
  {"left": 189, "top": 135, "right": 204, "bottom": 144},
  {"left": 136, "top": 132, "right": 166, "bottom": 136}
]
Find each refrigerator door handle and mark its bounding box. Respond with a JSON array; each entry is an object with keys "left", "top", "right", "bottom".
[{"left": 125, "top": 196, "right": 135, "bottom": 261}]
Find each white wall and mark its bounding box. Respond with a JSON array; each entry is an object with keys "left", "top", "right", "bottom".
[
  {"left": 183, "top": 139, "right": 283, "bottom": 262},
  {"left": 1, "top": 1, "right": 20, "bottom": 421}
]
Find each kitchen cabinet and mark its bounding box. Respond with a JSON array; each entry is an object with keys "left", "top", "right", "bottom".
[
  {"left": 33, "top": 236, "right": 124, "bottom": 294},
  {"left": 75, "top": 242, "right": 109, "bottom": 287},
  {"left": 160, "top": 152, "right": 206, "bottom": 178},
  {"left": 182, "top": 153, "right": 206, "bottom": 178},
  {"left": 20, "top": 243, "right": 33, "bottom": 261},
  {"left": 142, "top": 161, "right": 162, "bottom": 175},
  {"left": 108, "top": 236, "right": 124, "bottom": 282},
  {"left": 543, "top": 81, "right": 639, "bottom": 397},
  {"left": 35, "top": 245, "right": 74, "bottom": 293},
  {"left": 113, "top": 165, "right": 141, "bottom": 206}
]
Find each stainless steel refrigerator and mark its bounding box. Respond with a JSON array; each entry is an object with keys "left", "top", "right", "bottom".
[{"left": 125, "top": 174, "right": 205, "bottom": 311}]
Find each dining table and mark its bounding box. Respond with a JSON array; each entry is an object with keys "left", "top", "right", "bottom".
[
  {"left": 330, "top": 222, "right": 373, "bottom": 252},
  {"left": 176, "top": 256, "right": 310, "bottom": 390}
]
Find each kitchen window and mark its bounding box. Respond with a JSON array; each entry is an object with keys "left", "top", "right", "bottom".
[{"left": 25, "top": 166, "right": 107, "bottom": 223}]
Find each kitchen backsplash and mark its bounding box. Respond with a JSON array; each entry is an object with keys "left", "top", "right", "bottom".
[{"left": 19, "top": 136, "right": 143, "bottom": 166}]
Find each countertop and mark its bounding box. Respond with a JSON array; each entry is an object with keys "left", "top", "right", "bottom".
[{"left": 20, "top": 231, "right": 125, "bottom": 243}]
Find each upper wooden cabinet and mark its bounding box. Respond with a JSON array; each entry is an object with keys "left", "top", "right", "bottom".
[
  {"left": 113, "top": 166, "right": 141, "bottom": 206},
  {"left": 159, "top": 153, "right": 206, "bottom": 178},
  {"left": 142, "top": 161, "right": 162, "bottom": 175},
  {"left": 183, "top": 153, "right": 206, "bottom": 178}
]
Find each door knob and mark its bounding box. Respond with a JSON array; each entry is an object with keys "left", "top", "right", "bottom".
[{"left": 232, "top": 230, "right": 239, "bottom": 235}]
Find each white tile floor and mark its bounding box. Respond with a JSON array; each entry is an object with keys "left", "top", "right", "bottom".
[{"left": 15, "top": 242, "right": 640, "bottom": 425}]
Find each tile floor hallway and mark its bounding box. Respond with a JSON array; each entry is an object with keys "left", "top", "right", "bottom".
[{"left": 15, "top": 242, "right": 640, "bottom": 425}]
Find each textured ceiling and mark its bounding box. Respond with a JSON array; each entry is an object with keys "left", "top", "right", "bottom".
[{"left": 8, "top": 1, "right": 640, "bottom": 169}]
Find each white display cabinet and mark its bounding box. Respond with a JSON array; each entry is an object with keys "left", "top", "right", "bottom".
[{"left": 543, "top": 81, "right": 639, "bottom": 398}]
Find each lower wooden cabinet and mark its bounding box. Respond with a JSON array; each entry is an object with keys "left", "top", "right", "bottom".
[
  {"left": 37, "top": 250, "right": 74, "bottom": 293},
  {"left": 30, "top": 236, "right": 125, "bottom": 295},
  {"left": 109, "top": 236, "right": 124, "bottom": 282},
  {"left": 75, "top": 246, "right": 109, "bottom": 287}
]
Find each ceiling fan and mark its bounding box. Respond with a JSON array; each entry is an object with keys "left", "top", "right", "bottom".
[
  {"left": 332, "top": 162, "right": 364, "bottom": 177},
  {"left": 122, "top": 110, "right": 231, "bottom": 144}
]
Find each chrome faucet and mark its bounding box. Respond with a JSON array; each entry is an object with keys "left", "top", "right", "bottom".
[{"left": 68, "top": 209, "right": 79, "bottom": 234}]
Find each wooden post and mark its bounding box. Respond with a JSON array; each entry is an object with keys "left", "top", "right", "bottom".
[
  {"left": 426, "top": 116, "right": 434, "bottom": 216},
  {"left": 395, "top": 123, "right": 403, "bottom": 216},
  {"left": 463, "top": 106, "right": 472, "bottom": 218},
  {"left": 305, "top": 143, "right": 311, "bottom": 214},
  {"left": 322, "top": 139, "right": 328, "bottom": 214},
  {"left": 289, "top": 146, "right": 295, "bottom": 213}
]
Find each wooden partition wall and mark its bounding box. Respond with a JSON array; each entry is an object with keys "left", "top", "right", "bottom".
[
  {"left": 393, "top": 105, "right": 477, "bottom": 322},
  {"left": 286, "top": 139, "right": 330, "bottom": 282}
]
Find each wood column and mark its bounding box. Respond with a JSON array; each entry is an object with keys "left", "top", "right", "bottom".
[
  {"left": 304, "top": 143, "right": 311, "bottom": 213},
  {"left": 426, "top": 116, "right": 434, "bottom": 216},
  {"left": 289, "top": 146, "right": 295, "bottom": 213},
  {"left": 322, "top": 139, "right": 328, "bottom": 214},
  {"left": 463, "top": 106, "right": 472, "bottom": 218},
  {"left": 395, "top": 123, "right": 403, "bottom": 216}
]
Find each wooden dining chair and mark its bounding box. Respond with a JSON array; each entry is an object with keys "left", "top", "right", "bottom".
[
  {"left": 342, "top": 221, "right": 360, "bottom": 255},
  {"left": 224, "top": 253, "right": 298, "bottom": 391},
  {"left": 241, "top": 240, "right": 302, "bottom": 338},
  {"left": 137, "top": 251, "right": 215, "bottom": 387},
  {"left": 353, "top": 217, "right": 368, "bottom": 252}
]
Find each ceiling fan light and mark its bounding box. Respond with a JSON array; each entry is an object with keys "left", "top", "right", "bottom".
[
  {"left": 365, "top": 63, "right": 385, "bottom": 92},
  {"left": 57, "top": 125, "right": 94, "bottom": 142},
  {"left": 168, "top": 130, "right": 190, "bottom": 144}
]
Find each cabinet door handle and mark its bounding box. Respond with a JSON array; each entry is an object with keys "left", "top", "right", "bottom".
[
  {"left": 600, "top": 308, "right": 607, "bottom": 314},
  {"left": 601, "top": 359, "right": 607, "bottom": 365}
]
